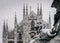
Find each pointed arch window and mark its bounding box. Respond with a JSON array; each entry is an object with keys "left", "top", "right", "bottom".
[{"left": 31, "top": 20, "right": 35, "bottom": 30}]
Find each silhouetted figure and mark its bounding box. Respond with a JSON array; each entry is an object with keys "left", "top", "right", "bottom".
[
  {"left": 51, "top": 0, "right": 60, "bottom": 26},
  {"left": 54, "top": 11, "right": 60, "bottom": 26}
]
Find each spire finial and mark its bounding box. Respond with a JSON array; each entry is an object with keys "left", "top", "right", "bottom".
[
  {"left": 40, "top": 3, "right": 42, "bottom": 7},
  {"left": 37, "top": 3, "right": 39, "bottom": 9},
  {"left": 6, "top": 19, "right": 8, "bottom": 26},
  {"left": 30, "top": 5, "right": 31, "bottom": 13},
  {"left": 40, "top": 3, "right": 42, "bottom": 15},
  {"left": 14, "top": 12, "right": 17, "bottom": 25},
  {"left": 3, "top": 20, "right": 5, "bottom": 29},
  {"left": 3, "top": 20, "right": 6, "bottom": 34},
  {"left": 23, "top": 3, "right": 25, "bottom": 9},
  {"left": 23, "top": 3, "right": 25, "bottom": 16},
  {"left": 26, "top": 3, "right": 28, "bottom": 16},
  {"left": 6, "top": 19, "right": 8, "bottom": 32},
  {"left": 26, "top": 3, "right": 28, "bottom": 9},
  {"left": 37, "top": 3, "right": 39, "bottom": 16},
  {"left": 3, "top": 20, "right": 5, "bottom": 25}
]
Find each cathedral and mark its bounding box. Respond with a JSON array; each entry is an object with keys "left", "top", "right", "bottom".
[{"left": 2, "top": 3, "right": 51, "bottom": 43}]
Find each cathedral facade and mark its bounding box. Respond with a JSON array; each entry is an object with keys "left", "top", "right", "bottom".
[{"left": 2, "top": 3, "right": 51, "bottom": 43}]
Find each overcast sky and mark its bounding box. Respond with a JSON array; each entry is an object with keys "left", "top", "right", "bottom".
[{"left": 0, "top": 0, "right": 56, "bottom": 43}]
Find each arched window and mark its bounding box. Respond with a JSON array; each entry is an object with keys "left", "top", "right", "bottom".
[
  {"left": 19, "top": 33, "right": 22, "bottom": 39},
  {"left": 31, "top": 20, "right": 35, "bottom": 30},
  {"left": 8, "top": 41, "right": 14, "bottom": 43}
]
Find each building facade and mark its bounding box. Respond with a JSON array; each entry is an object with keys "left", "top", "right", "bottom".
[{"left": 2, "top": 4, "right": 51, "bottom": 43}]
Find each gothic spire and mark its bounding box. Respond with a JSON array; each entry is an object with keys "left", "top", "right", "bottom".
[
  {"left": 6, "top": 20, "right": 8, "bottom": 33},
  {"left": 14, "top": 12, "right": 17, "bottom": 27},
  {"left": 39, "top": 3, "right": 42, "bottom": 20},
  {"left": 15, "top": 12, "right": 17, "bottom": 24},
  {"left": 40, "top": 3, "right": 42, "bottom": 16},
  {"left": 3, "top": 20, "right": 5, "bottom": 29},
  {"left": 3, "top": 20, "right": 8, "bottom": 43},
  {"left": 3, "top": 20, "right": 6, "bottom": 34},
  {"left": 30, "top": 5, "right": 31, "bottom": 13},
  {"left": 26, "top": 3, "right": 28, "bottom": 16},
  {"left": 23, "top": 3, "right": 25, "bottom": 16},
  {"left": 49, "top": 12, "right": 51, "bottom": 24},
  {"left": 37, "top": 3, "right": 39, "bottom": 16}
]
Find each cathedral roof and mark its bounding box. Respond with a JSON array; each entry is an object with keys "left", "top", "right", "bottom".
[{"left": 28, "top": 11, "right": 37, "bottom": 20}]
